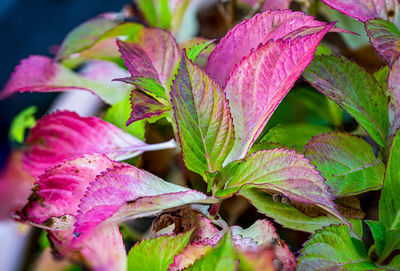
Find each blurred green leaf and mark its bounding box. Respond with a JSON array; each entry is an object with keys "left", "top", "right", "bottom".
[
  {"left": 103, "top": 95, "right": 146, "bottom": 140},
  {"left": 9, "top": 106, "right": 37, "bottom": 143}
]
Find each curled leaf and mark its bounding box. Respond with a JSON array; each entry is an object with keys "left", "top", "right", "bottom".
[{"left": 74, "top": 164, "right": 213, "bottom": 235}]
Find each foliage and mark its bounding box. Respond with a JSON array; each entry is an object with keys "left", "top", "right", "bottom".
[{"left": 1, "top": 1, "right": 400, "bottom": 270}]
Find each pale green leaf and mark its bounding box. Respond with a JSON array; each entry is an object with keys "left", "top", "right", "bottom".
[{"left": 127, "top": 231, "right": 192, "bottom": 271}]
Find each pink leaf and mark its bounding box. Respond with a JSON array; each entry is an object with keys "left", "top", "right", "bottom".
[
  {"left": 20, "top": 154, "right": 118, "bottom": 225},
  {"left": 49, "top": 224, "right": 126, "bottom": 271},
  {"left": 74, "top": 164, "right": 213, "bottom": 235},
  {"left": 0, "top": 56, "right": 130, "bottom": 104},
  {"left": 321, "top": 0, "right": 400, "bottom": 23},
  {"left": 388, "top": 57, "right": 400, "bottom": 137},
  {"left": 23, "top": 111, "right": 175, "bottom": 177},
  {"left": 205, "top": 10, "right": 332, "bottom": 87},
  {"left": 224, "top": 25, "right": 333, "bottom": 161},
  {"left": 0, "top": 151, "right": 35, "bottom": 220},
  {"left": 117, "top": 28, "right": 180, "bottom": 88},
  {"left": 240, "top": 0, "right": 291, "bottom": 11}
]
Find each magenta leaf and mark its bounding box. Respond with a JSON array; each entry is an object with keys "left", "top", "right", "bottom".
[
  {"left": 224, "top": 25, "right": 333, "bottom": 161},
  {"left": 205, "top": 10, "right": 334, "bottom": 87},
  {"left": 74, "top": 164, "right": 214, "bottom": 235},
  {"left": 117, "top": 27, "right": 180, "bottom": 89},
  {"left": 321, "top": 0, "right": 400, "bottom": 24},
  {"left": 0, "top": 151, "right": 35, "bottom": 220},
  {"left": 170, "top": 52, "right": 235, "bottom": 180},
  {"left": 23, "top": 111, "right": 176, "bottom": 176},
  {"left": 388, "top": 57, "right": 400, "bottom": 137},
  {"left": 365, "top": 18, "right": 400, "bottom": 66},
  {"left": 20, "top": 154, "right": 118, "bottom": 226},
  {"left": 215, "top": 149, "right": 346, "bottom": 224},
  {"left": 0, "top": 56, "right": 131, "bottom": 105},
  {"left": 18, "top": 154, "right": 126, "bottom": 270}
]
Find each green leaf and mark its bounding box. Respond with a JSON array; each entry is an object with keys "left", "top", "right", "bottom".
[
  {"left": 187, "top": 233, "right": 236, "bottom": 271},
  {"left": 170, "top": 0, "right": 190, "bottom": 34},
  {"left": 304, "top": 132, "right": 385, "bottom": 197},
  {"left": 379, "top": 130, "right": 400, "bottom": 230},
  {"left": 102, "top": 95, "right": 145, "bottom": 140},
  {"left": 136, "top": 0, "right": 172, "bottom": 29},
  {"left": 303, "top": 55, "right": 389, "bottom": 147},
  {"left": 297, "top": 225, "right": 378, "bottom": 270},
  {"left": 118, "top": 77, "right": 168, "bottom": 101},
  {"left": 374, "top": 66, "right": 389, "bottom": 90},
  {"left": 289, "top": 88, "right": 343, "bottom": 127},
  {"left": 315, "top": 43, "right": 334, "bottom": 56},
  {"left": 387, "top": 254, "right": 400, "bottom": 270},
  {"left": 365, "top": 220, "right": 386, "bottom": 258},
  {"left": 240, "top": 188, "right": 362, "bottom": 234},
  {"left": 127, "top": 231, "right": 192, "bottom": 271},
  {"left": 171, "top": 52, "right": 235, "bottom": 180},
  {"left": 381, "top": 230, "right": 400, "bottom": 263},
  {"left": 9, "top": 106, "right": 37, "bottom": 143},
  {"left": 187, "top": 40, "right": 215, "bottom": 62},
  {"left": 251, "top": 123, "right": 332, "bottom": 153},
  {"left": 56, "top": 15, "right": 118, "bottom": 60},
  {"left": 216, "top": 149, "right": 345, "bottom": 222}
]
